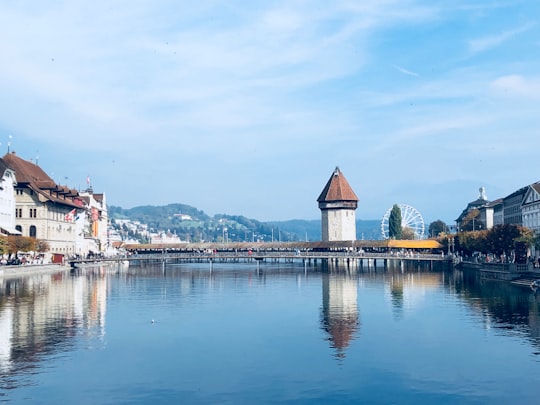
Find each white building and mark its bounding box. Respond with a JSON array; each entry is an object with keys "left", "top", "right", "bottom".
[
  {"left": 0, "top": 158, "right": 20, "bottom": 235},
  {"left": 317, "top": 167, "right": 359, "bottom": 242},
  {"left": 522, "top": 182, "right": 540, "bottom": 234},
  {"left": 3, "top": 151, "right": 84, "bottom": 260},
  {"left": 79, "top": 189, "right": 109, "bottom": 255},
  {"left": 150, "top": 230, "right": 184, "bottom": 244}
]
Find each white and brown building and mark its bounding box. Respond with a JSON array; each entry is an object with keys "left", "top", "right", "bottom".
[
  {"left": 522, "top": 182, "right": 540, "bottom": 234},
  {"left": 3, "top": 152, "right": 84, "bottom": 259},
  {"left": 79, "top": 189, "right": 109, "bottom": 255},
  {"left": 317, "top": 167, "right": 359, "bottom": 242},
  {"left": 0, "top": 158, "right": 19, "bottom": 236}
]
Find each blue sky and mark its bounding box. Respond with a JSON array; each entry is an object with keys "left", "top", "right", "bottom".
[{"left": 1, "top": 1, "right": 539, "bottom": 225}]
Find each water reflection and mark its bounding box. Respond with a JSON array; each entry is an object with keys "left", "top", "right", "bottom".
[
  {"left": 449, "top": 269, "right": 540, "bottom": 353},
  {"left": 0, "top": 266, "right": 108, "bottom": 386},
  {"left": 386, "top": 271, "right": 443, "bottom": 320},
  {"left": 320, "top": 272, "right": 359, "bottom": 359},
  {"left": 2, "top": 262, "right": 540, "bottom": 403}
]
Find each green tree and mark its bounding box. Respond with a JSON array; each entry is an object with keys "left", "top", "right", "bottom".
[
  {"left": 388, "top": 204, "right": 402, "bottom": 239},
  {"left": 7, "top": 235, "right": 36, "bottom": 255},
  {"left": 0, "top": 236, "right": 8, "bottom": 255},
  {"left": 401, "top": 227, "right": 416, "bottom": 240},
  {"left": 456, "top": 230, "right": 488, "bottom": 256},
  {"left": 460, "top": 209, "right": 483, "bottom": 231},
  {"left": 428, "top": 220, "right": 448, "bottom": 238},
  {"left": 485, "top": 224, "right": 521, "bottom": 256},
  {"left": 35, "top": 239, "right": 50, "bottom": 253}
]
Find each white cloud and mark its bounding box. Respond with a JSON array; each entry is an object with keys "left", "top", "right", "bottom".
[
  {"left": 393, "top": 65, "right": 420, "bottom": 77},
  {"left": 1, "top": 1, "right": 539, "bottom": 221},
  {"left": 468, "top": 22, "right": 535, "bottom": 53},
  {"left": 490, "top": 74, "right": 540, "bottom": 99}
]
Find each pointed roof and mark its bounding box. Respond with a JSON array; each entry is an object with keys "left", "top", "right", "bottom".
[
  {"left": 317, "top": 167, "right": 359, "bottom": 203},
  {"left": 2, "top": 151, "right": 81, "bottom": 208},
  {"left": 3, "top": 151, "right": 55, "bottom": 188}
]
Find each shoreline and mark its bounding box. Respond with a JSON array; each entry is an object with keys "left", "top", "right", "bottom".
[{"left": 0, "top": 263, "right": 72, "bottom": 279}]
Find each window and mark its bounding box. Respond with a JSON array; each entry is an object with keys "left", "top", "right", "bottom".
[
  {"left": 29, "top": 208, "right": 37, "bottom": 218},
  {"left": 15, "top": 225, "right": 22, "bottom": 233},
  {"left": 16, "top": 189, "right": 23, "bottom": 196},
  {"left": 16, "top": 208, "right": 22, "bottom": 218},
  {"left": 30, "top": 225, "right": 37, "bottom": 238}
]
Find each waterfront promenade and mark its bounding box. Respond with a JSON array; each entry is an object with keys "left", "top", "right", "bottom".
[{"left": 0, "top": 263, "right": 71, "bottom": 279}]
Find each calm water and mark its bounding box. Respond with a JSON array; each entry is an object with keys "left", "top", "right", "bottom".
[{"left": 1, "top": 261, "right": 540, "bottom": 404}]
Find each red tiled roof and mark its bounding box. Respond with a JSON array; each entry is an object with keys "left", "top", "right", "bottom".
[
  {"left": 3, "top": 151, "right": 80, "bottom": 208},
  {"left": 3, "top": 152, "right": 55, "bottom": 187},
  {"left": 317, "top": 167, "right": 359, "bottom": 203}
]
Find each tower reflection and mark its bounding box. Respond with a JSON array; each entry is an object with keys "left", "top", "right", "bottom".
[{"left": 320, "top": 271, "right": 359, "bottom": 359}]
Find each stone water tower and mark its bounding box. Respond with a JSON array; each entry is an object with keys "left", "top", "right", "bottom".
[{"left": 317, "top": 167, "right": 359, "bottom": 241}]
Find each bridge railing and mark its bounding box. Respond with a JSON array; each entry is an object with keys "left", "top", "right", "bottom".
[{"left": 124, "top": 251, "right": 448, "bottom": 261}]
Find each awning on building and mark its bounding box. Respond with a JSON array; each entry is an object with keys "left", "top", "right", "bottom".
[{"left": 0, "top": 226, "right": 22, "bottom": 235}]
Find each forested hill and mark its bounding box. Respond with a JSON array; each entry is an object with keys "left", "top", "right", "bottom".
[{"left": 108, "top": 204, "right": 382, "bottom": 243}]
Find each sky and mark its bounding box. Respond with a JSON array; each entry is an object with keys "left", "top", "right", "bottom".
[{"left": 1, "top": 0, "right": 539, "bottom": 226}]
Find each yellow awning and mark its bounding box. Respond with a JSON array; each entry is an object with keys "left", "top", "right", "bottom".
[{"left": 385, "top": 239, "right": 442, "bottom": 249}]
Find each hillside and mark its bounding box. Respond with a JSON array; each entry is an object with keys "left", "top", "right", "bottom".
[{"left": 109, "top": 204, "right": 383, "bottom": 243}]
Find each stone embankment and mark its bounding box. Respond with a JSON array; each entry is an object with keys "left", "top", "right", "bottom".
[{"left": 0, "top": 263, "right": 71, "bottom": 279}]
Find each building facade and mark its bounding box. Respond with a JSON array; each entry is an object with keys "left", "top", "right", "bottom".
[
  {"left": 0, "top": 158, "right": 19, "bottom": 236},
  {"left": 521, "top": 183, "right": 540, "bottom": 234},
  {"left": 79, "top": 189, "right": 109, "bottom": 255},
  {"left": 503, "top": 186, "right": 527, "bottom": 226},
  {"left": 3, "top": 152, "right": 84, "bottom": 259},
  {"left": 455, "top": 187, "right": 490, "bottom": 231},
  {"left": 317, "top": 167, "right": 358, "bottom": 242}
]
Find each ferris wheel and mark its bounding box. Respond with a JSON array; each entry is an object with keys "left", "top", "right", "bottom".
[{"left": 381, "top": 204, "right": 425, "bottom": 240}]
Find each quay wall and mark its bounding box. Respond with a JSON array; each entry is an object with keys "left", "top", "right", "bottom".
[
  {"left": 459, "top": 261, "right": 540, "bottom": 282},
  {"left": 0, "top": 264, "right": 71, "bottom": 280}
]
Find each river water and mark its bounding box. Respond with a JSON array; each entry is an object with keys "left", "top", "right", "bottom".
[{"left": 1, "top": 261, "right": 539, "bottom": 404}]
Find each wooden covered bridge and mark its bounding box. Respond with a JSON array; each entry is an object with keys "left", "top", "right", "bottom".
[{"left": 70, "top": 239, "right": 451, "bottom": 269}]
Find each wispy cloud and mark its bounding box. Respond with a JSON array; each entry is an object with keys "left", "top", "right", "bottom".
[
  {"left": 468, "top": 22, "right": 535, "bottom": 53},
  {"left": 0, "top": 1, "right": 539, "bottom": 221},
  {"left": 393, "top": 64, "right": 420, "bottom": 77},
  {"left": 490, "top": 74, "right": 540, "bottom": 98}
]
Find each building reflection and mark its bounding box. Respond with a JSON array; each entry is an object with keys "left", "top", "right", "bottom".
[
  {"left": 385, "top": 270, "right": 443, "bottom": 319},
  {"left": 448, "top": 269, "right": 540, "bottom": 351},
  {"left": 320, "top": 272, "right": 359, "bottom": 359},
  {"left": 0, "top": 267, "right": 108, "bottom": 378}
]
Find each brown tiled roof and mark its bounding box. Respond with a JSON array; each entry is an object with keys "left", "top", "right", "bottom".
[
  {"left": 317, "top": 167, "right": 359, "bottom": 203},
  {"left": 3, "top": 152, "right": 55, "bottom": 187},
  {"left": 3, "top": 151, "right": 80, "bottom": 208},
  {"left": 0, "top": 158, "right": 10, "bottom": 179}
]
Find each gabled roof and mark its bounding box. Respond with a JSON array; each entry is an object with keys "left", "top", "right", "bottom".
[
  {"left": 521, "top": 182, "right": 540, "bottom": 207},
  {"left": 3, "top": 152, "right": 55, "bottom": 187},
  {"left": 317, "top": 167, "right": 359, "bottom": 203},
  {"left": 2, "top": 151, "right": 81, "bottom": 209},
  {"left": 0, "top": 157, "right": 9, "bottom": 178}
]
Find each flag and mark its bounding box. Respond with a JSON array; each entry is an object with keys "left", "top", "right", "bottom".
[
  {"left": 86, "top": 176, "right": 91, "bottom": 185},
  {"left": 91, "top": 207, "right": 99, "bottom": 221},
  {"left": 65, "top": 209, "right": 76, "bottom": 222}
]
